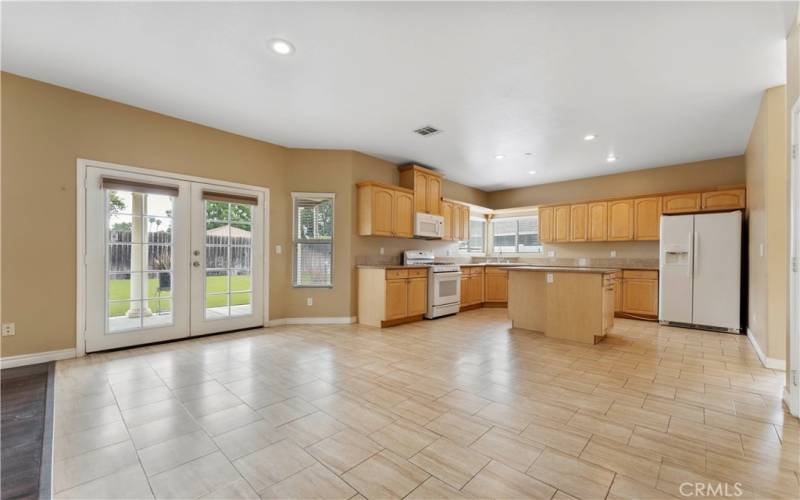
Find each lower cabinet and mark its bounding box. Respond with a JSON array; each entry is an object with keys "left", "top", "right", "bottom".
[
  {"left": 358, "top": 268, "right": 428, "bottom": 327},
  {"left": 459, "top": 266, "right": 487, "bottom": 308},
  {"left": 617, "top": 269, "right": 659, "bottom": 318},
  {"left": 484, "top": 268, "right": 508, "bottom": 304}
]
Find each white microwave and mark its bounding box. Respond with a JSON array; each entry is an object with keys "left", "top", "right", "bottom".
[{"left": 415, "top": 212, "right": 444, "bottom": 239}]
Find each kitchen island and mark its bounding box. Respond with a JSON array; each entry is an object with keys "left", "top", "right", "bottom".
[{"left": 506, "top": 266, "right": 619, "bottom": 344}]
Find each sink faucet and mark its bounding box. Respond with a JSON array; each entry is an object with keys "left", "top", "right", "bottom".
[{"left": 494, "top": 250, "right": 504, "bottom": 264}]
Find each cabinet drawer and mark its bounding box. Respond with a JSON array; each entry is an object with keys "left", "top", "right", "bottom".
[
  {"left": 622, "top": 269, "right": 658, "bottom": 280},
  {"left": 407, "top": 268, "right": 428, "bottom": 278},
  {"left": 471, "top": 267, "right": 485, "bottom": 275},
  {"left": 485, "top": 267, "right": 508, "bottom": 275},
  {"left": 385, "top": 269, "right": 409, "bottom": 280}
]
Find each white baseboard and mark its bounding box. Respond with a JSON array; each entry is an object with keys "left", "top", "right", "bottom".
[
  {"left": 267, "top": 316, "right": 357, "bottom": 327},
  {"left": 784, "top": 387, "right": 799, "bottom": 417},
  {"left": 1, "top": 348, "right": 76, "bottom": 369},
  {"left": 747, "top": 328, "right": 786, "bottom": 370}
]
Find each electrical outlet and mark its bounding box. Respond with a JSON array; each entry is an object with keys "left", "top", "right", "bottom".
[
  {"left": 547, "top": 250, "right": 555, "bottom": 257},
  {"left": 752, "top": 313, "right": 757, "bottom": 324},
  {"left": 379, "top": 247, "right": 384, "bottom": 255},
  {"left": 1, "top": 323, "right": 15, "bottom": 336},
  {"left": 546, "top": 273, "right": 554, "bottom": 284},
  {"left": 275, "top": 245, "right": 282, "bottom": 255},
  {"left": 759, "top": 244, "right": 764, "bottom": 257},
  {"left": 610, "top": 250, "right": 617, "bottom": 258},
  {"left": 306, "top": 297, "right": 313, "bottom": 306},
  {"left": 578, "top": 258, "right": 587, "bottom": 266}
]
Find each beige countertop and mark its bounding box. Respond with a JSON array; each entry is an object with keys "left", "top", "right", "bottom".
[
  {"left": 504, "top": 266, "right": 621, "bottom": 274},
  {"left": 461, "top": 263, "right": 657, "bottom": 271},
  {"left": 356, "top": 265, "right": 429, "bottom": 270}
]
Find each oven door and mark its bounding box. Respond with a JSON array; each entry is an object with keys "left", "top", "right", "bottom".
[{"left": 432, "top": 272, "right": 461, "bottom": 306}]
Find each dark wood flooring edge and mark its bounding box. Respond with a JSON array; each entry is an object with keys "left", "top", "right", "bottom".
[{"left": 38, "top": 362, "right": 55, "bottom": 500}]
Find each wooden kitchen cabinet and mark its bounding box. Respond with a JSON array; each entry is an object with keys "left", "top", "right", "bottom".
[
  {"left": 460, "top": 205, "right": 470, "bottom": 242},
  {"left": 634, "top": 197, "right": 661, "bottom": 241},
  {"left": 608, "top": 199, "right": 634, "bottom": 241},
  {"left": 702, "top": 188, "right": 745, "bottom": 211},
  {"left": 662, "top": 192, "right": 701, "bottom": 214},
  {"left": 539, "top": 206, "right": 554, "bottom": 243},
  {"left": 484, "top": 268, "right": 508, "bottom": 304},
  {"left": 588, "top": 202, "right": 608, "bottom": 241},
  {"left": 399, "top": 164, "right": 443, "bottom": 215},
  {"left": 553, "top": 205, "right": 571, "bottom": 242},
  {"left": 570, "top": 204, "right": 588, "bottom": 242},
  {"left": 460, "top": 266, "right": 484, "bottom": 308},
  {"left": 620, "top": 269, "right": 658, "bottom": 317},
  {"left": 613, "top": 272, "right": 623, "bottom": 313},
  {"left": 357, "top": 181, "right": 414, "bottom": 238},
  {"left": 358, "top": 268, "right": 429, "bottom": 327},
  {"left": 442, "top": 201, "right": 454, "bottom": 240}
]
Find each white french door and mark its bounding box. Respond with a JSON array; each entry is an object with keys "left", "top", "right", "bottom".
[{"left": 83, "top": 165, "right": 265, "bottom": 352}]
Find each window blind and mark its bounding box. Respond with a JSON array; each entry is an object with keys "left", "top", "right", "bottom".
[
  {"left": 101, "top": 177, "right": 179, "bottom": 197},
  {"left": 492, "top": 215, "right": 542, "bottom": 253},
  {"left": 292, "top": 194, "right": 334, "bottom": 287},
  {"left": 202, "top": 190, "right": 258, "bottom": 205}
]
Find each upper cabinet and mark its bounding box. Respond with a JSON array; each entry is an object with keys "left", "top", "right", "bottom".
[
  {"left": 442, "top": 201, "right": 454, "bottom": 240},
  {"left": 553, "top": 205, "right": 571, "bottom": 242},
  {"left": 633, "top": 197, "right": 661, "bottom": 241},
  {"left": 399, "top": 164, "right": 443, "bottom": 215},
  {"left": 607, "top": 199, "right": 634, "bottom": 241},
  {"left": 587, "top": 202, "right": 608, "bottom": 241},
  {"left": 662, "top": 192, "right": 701, "bottom": 214},
  {"left": 569, "top": 204, "right": 588, "bottom": 242},
  {"left": 357, "top": 181, "right": 414, "bottom": 238},
  {"left": 443, "top": 199, "right": 470, "bottom": 242},
  {"left": 701, "top": 188, "right": 745, "bottom": 211},
  {"left": 538, "top": 206, "right": 554, "bottom": 243}
]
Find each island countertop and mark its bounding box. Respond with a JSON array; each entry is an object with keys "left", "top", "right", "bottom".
[{"left": 504, "top": 266, "right": 621, "bottom": 274}]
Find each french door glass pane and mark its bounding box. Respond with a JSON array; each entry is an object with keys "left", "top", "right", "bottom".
[
  {"left": 106, "top": 189, "right": 175, "bottom": 333},
  {"left": 204, "top": 199, "right": 253, "bottom": 320}
]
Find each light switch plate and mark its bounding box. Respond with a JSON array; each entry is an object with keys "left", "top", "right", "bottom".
[
  {"left": 610, "top": 250, "right": 617, "bottom": 257},
  {"left": 759, "top": 244, "right": 764, "bottom": 257},
  {"left": 546, "top": 273, "right": 554, "bottom": 283},
  {"left": 547, "top": 250, "right": 555, "bottom": 257},
  {"left": 1, "top": 323, "right": 15, "bottom": 336},
  {"left": 578, "top": 258, "right": 587, "bottom": 266},
  {"left": 276, "top": 245, "right": 283, "bottom": 255},
  {"left": 380, "top": 247, "right": 384, "bottom": 255},
  {"left": 306, "top": 297, "right": 313, "bottom": 306}
]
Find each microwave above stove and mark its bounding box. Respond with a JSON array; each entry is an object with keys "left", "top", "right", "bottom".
[{"left": 414, "top": 212, "right": 444, "bottom": 239}]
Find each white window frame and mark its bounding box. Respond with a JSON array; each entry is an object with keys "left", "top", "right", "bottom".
[
  {"left": 458, "top": 216, "right": 487, "bottom": 256},
  {"left": 292, "top": 192, "right": 335, "bottom": 288},
  {"left": 489, "top": 210, "right": 544, "bottom": 256}
]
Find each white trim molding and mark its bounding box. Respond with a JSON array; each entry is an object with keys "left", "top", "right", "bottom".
[
  {"left": 1, "top": 348, "right": 76, "bottom": 369},
  {"left": 267, "top": 316, "right": 357, "bottom": 326},
  {"left": 785, "top": 387, "right": 799, "bottom": 417},
  {"left": 747, "top": 328, "right": 786, "bottom": 370}
]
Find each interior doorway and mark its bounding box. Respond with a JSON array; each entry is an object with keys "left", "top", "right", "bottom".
[
  {"left": 788, "top": 98, "right": 800, "bottom": 416},
  {"left": 78, "top": 160, "right": 268, "bottom": 353}
]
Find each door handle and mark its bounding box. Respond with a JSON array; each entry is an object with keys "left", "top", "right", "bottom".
[
  {"left": 193, "top": 250, "right": 201, "bottom": 256},
  {"left": 693, "top": 231, "right": 699, "bottom": 277},
  {"left": 193, "top": 261, "right": 200, "bottom": 268}
]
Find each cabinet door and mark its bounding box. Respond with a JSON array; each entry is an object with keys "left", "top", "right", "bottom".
[
  {"left": 394, "top": 191, "right": 414, "bottom": 238},
  {"left": 385, "top": 279, "right": 408, "bottom": 320},
  {"left": 538, "top": 207, "right": 554, "bottom": 243},
  {"left": 701, "top": 189, "right": 745, "bottom": 211},
  {"left": 588, "top": 202, "right": 608, "bottom": 241},
  {"left": 553, "top": 205, "right": 571, "bottom": 242},
  {"left": 622, "top": 278, "right": 658, "bottom": 316},
  {"left": 608, "top": 200, "right": 634, "bottom": 241},
  {"left": 453, "top": 204, "right": 462, "bottom": 241},
  {"left": 634, "top": 197, "right": 661, "bottom": 241},
  {"left": 407, "top": 278, "right": 427, "bottom": 315},
  {"left": 614, "top": 277, "right": 623, "bottom": 312},
  {"left": 460, "top": 276, "right": 470, "bottom": 304},
  {"left": 413, "top": 171, "right": 428, "bottom": 213},
  {"left": 460, "top": 205, "right": 470, "bottom": 242},
  {"left": 473, "top": 273, "right": 484, "bottom": 304},
  {"left": 372, "top": 187, "right": 395, "bottom": 236},
  {"left": 442, "top": 202, "right": 454, "bottom": 240},
  {"left": 570, "top": 204, "right": 588, "bottom": 242},
  {"left": 484, "top": 274, "right": 508, "bottom": 302},
  {"left": 662, "top": 193, "right": 701, "bottom": 214},
  {"left": 427, "top": 176, "right": 442, "bottom": 215}
]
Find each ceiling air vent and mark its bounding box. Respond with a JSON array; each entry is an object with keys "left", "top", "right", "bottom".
[{"left": 413, "top": 125, "right": 442, "bottom": 137}]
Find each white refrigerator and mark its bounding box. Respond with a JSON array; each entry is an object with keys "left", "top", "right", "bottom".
[{"left": 659, "top": 210, "right": 742, "bottom": 333}]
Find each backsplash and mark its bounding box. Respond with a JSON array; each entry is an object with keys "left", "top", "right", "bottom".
[{"left": 356, "top": 252, "right": 658, "bottom": 269}]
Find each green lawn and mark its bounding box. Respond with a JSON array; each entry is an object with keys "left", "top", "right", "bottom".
[{"left": 109, "top": 275, "right": 251, "bottom": 316}]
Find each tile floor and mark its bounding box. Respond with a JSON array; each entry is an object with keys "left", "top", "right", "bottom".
[{"left": 51, "top": 309, "right": 798, "bottom": 499}]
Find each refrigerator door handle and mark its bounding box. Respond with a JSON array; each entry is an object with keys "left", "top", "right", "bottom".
[
  {"left": 693, "top": 231, "right": 700, "bottom": 277},
  {"left": 686, "top": 232, "right": 694, "bottom": 278}
]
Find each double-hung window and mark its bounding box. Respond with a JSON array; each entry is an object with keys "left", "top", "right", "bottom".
[
  {"left": 491, "top": 214, "right": 542, "bottom": 253},
  {"left": 292, "top": 193, "right": 334, "bottom": 287}
]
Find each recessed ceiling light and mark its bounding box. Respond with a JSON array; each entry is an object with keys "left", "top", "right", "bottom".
[
  {"left": 584, "top": 134, "right": 598, "bottom": 141},
  {"left": 606, "top": 153, "right": 618, "bottom": 163},
  {"left": 495, "top": 154, "right": 505, "bottom": 160},
  {"left": 528, "top": 170, "right": 537, "bottom": 175},
  {"left": 268, "top": 38, "right": 295, "bottom": 55}
]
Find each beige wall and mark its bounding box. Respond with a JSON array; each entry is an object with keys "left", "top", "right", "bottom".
[
  {"left": 746, "top": 85, "right": 787, "bottom": 361},
  {"left": 0, "top": 73, "right": 471, "bottom": 356}
]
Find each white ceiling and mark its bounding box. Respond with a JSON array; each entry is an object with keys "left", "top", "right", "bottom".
[{"left": 1, "top": 2, "right": 793, "bottom": 190}]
